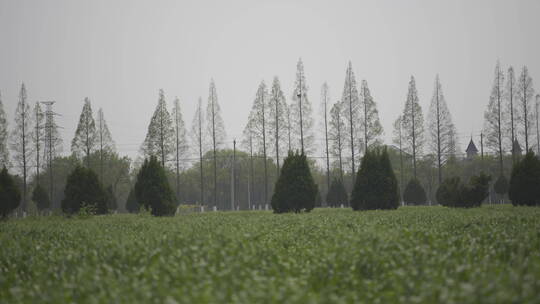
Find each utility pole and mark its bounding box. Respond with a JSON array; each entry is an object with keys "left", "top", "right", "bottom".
[
  {"left": 34, "top": 103, "right": 44, "bottom": 186},
  {"left": 480, "top": 132, "right": 484, "bottom": 172},
  {"left": 231, "top": 139, "right": 236, "bottom": 211},
  {"left": 322, "top": 87, "right": 330, "bottom": 202},
  {"left": 41, "top": 101, "right": 60, "bottom": 207},
  {"left": 210, "top": 87, "right": 218, "bottom": 210},
  {"left": 298, "top": 74, "right": 304, "bottom": 154},
  {"left": 536, "top": 94, "right": 540, "bottom": 157},
  {"left": 247, "top": 159, "right": 251, "bottom": 210},
  {"left": 197, "top": 100, "right": 204, "bottom": 207},
  {"left": 398, "top": 119, "right": 404, "bottom": 205},
  {"left": 261, "top": 90, "right": 268, "bottom": 209},
  {"left": 248, "top": 128, "right": 254, "bottom": 210}
]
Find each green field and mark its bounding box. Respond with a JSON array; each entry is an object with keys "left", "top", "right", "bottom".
[{"left": 1, "top": 206, "right": 540, "bottom": 303}]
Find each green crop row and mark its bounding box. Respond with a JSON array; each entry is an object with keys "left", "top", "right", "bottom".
[{"left": 1, "top": 206, "right": 539, "bottom": 303}]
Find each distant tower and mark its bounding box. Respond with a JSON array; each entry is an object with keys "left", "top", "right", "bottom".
[
  {"left": 466, "top": 138, "right": 479, "bottom": 159},
  {"left": 512, "top": 139, "right": 523, "bottom": 156}
]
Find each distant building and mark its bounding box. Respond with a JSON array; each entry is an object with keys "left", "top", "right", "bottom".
[
  {"left": 465, "top": 138, "right": 478, "bottom": 159},
  {"left": 512, "top": 139, "right": 523, "bottom": 156}
]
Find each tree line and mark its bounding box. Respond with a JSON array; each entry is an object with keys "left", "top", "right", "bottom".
[{"left": 0, "top": 59, "right": 539, "bottom": 214}]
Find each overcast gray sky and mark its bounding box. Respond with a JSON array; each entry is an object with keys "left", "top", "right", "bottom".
[{"left": 1, "top": 0, "right": 539, "bottom": 160}]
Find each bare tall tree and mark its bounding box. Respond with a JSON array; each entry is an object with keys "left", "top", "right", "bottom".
[
  {"left": 71, "top": 97, "right": 97, "bottom": 168},
  {"left": 341, "top": 61, "right": 361, "bottom": 181},
  {"left": 172, "top": 97, "right": 188, "bottom": 202},
  {"left": 401, "top": 76, "right": 425, "bottom": 178},
  {"left": 329, "top": 101, "right": 345, "bottom": 180},
  {"left": 268, "top": 77, "right": 288, "bottom": 175},
  {"left": 426, "top": 75, "right": 457, "bottom": 184},
  {"left": 141, "top": 89, "right": 174, "bottom": 167},
  {"left": 206, "top": 80, "right": 226, "bottom": 208},
  {"left": 247, "top": 81, "right": 269, "bottom": 206},
  {"left": 483, "top": 61, "right": 506, "bottom": 175},
  {"left": 96, "top": 108, "right": 115, "bottom": 182},
  {"left": 505, "top": 67, "right": 518, "bottom": 162},
  {"left": 0, "top": 91, "right": 10, "bottom": 168},
  {"left": 517, "top": 66, "right": 535, "bottom": 152},
  {"left": 10, "top": 83, "right": 33, "bottom": 210},
  {"left": 32, "top": 102, "right": 45, "bottom": 186},
  {"left": 320, "top": 82, "right": 331, "bottom": 194},
  {"left": 291, "top": 58, "right": 314, "bottom": 154},
  {"left": 190, "top": 97, "right": 206, "bottom": 205},
  {"left": 359, "top": 79, "right": 383, "bottom": 152}
]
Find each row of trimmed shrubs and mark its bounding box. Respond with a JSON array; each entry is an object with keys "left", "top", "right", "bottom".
[
  {"left": 2, "top": 148, "right": 538, "bottom": 218},
  {"left": 271, "top": 148, "right": 400, "bottom": 213},
  {"left": 271, "top": 149, "right": 540, "bottom": 213}
]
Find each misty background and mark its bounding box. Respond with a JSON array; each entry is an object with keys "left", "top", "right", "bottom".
[{"left": 1, "top": 0, "right": 539, "bottom": 159}]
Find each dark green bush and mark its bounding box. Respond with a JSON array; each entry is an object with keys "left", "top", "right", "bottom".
[
  {"left": 436, "top": 177, "right": 461, "bottom": 207},
  {"left": 0, "top": 167, "right": 21, "bottom": 218},
  {"left": 461, "top": 173, "right": 491, "bottom": 207},
  {"left": 271, "top": 152, "right": 317, "bottom": 213},
  {"left": 351, "top": 148, "right": 399, "bottom": 210},
  {"left": 125, "top": 187, "right": 139, "bottom": 213},
  {"left": 32, "top": 184, "right": 50, "bottom": 211},
  {"left": 326, "top": 178, "right": 348, "bottom": 208},
  {"left": 135, "top": 156, "right": 176, "bottom": 216},
  {"left": 403, "top": 178, "right": 427, "bottom": 205},
  {"left": 436, "top": 173, "right": 490, "bottom": 208},
  {"left": 61, "top": 166, "right": 107, "bottom": 215},
  {"left": 509, "top": 151, "right": 540, "bottom": 206}
]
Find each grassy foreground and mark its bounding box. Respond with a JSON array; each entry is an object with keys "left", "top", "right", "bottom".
[{"left": 1, "top": 206, "right": 540, "bottom": 303}]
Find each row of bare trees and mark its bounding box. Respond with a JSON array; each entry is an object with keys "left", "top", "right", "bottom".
[
  {"left": 484, "top": 62, "right": 538, "bottom": 173},
  {"left": 1, "top": 60, "right": 538, "bottom": 211}
]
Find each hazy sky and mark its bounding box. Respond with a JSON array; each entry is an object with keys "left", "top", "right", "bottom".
[{"left": 1, "top": 0, "right": 539, "bottom": 160}]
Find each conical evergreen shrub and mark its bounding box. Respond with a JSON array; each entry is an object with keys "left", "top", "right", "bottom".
[
  {"left": 403, "top": 178, "right": 427, "bottom": 205},
  {"left": 509, "top": 151, "right": 540, "bottom": 206},
  {"left": 32, "top": 184, "right": 50, "bottom": 211},
  {"left": 379, "top": 149, "right": 400, "bottom": 209},
  {"left": 326, "top": 178, "right": 348, "bottom": 208},
  {"left": 62, "top": 166, "right": 107, "bottom": 215},
  {"left": 0, "top": 167, "right": 21, "bottom": 218},
  {"left": 271, "top": 151, "right": 317, "bottom": 213},
  {"left": 350, "top": 148, "right": 399, "bottom": 210},
  {"left": 135, "top": 156, "right": 176, "bottom": 216}
]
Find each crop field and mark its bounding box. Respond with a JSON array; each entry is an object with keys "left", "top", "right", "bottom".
[{"left": 1, "top": 205, "right": 540, "bottom": 303}]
